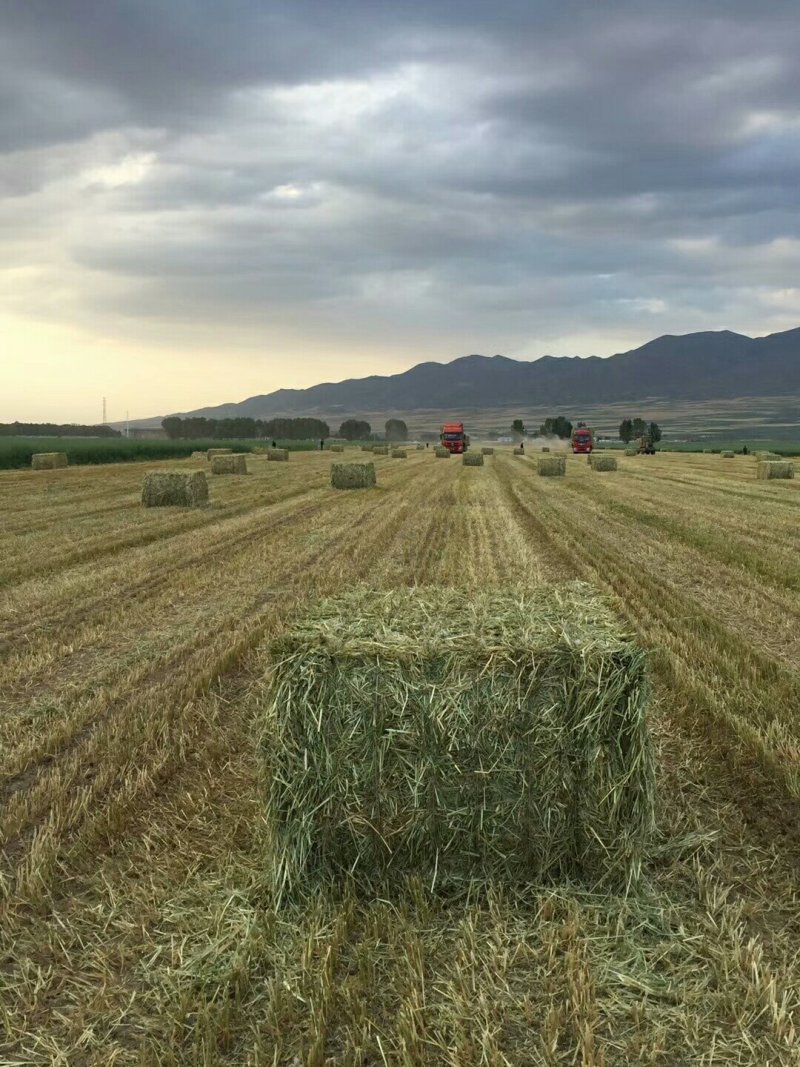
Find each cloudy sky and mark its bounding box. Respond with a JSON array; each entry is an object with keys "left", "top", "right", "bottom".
[{"left": 2, "top": 1, "right": 799, "bottom": 422}]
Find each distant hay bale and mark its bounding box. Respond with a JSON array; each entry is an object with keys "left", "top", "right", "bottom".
[
  {"left": 755, "top": 451, "right": 781, "bottom": 461},
  {"left": 624, "top": 448, "right": 637, "bottom": 456},
  {"left": 391, "top": 448, "right": 407, "bottom": 459},
  {"left": 513, "top": 447, "right": 525, "bottom": 456},
  {"left": 211, "top": 453, "right": 248, "bottom": 475},
  {"left": 434, "top": 447, "right": 451, "bottom": 458},
  {"left": 330, "top": 444, "right": 345, "bottom": 452},
  {"left": 190, "top": 450, "right": 207, "bottom": 460},
  {"left": 330, "top": 462, "right": 376, "bottom": 489},
  {"left": 721, "top": 451, "right": 735, "bottom": 459},
  {"left": 463, "top": 452, "right": 484, "bottom": 466},
  {"left": 141, "top": 471, "right": 208, "bottom": 507},
  {"left": 207, "top": 448, "right": 233, "bottom": 461},
  {"left": 481, "top": 447, "right": 494, "bottom": 455},
  {"left": 757, "top": 461, "right": 794, "bottom": 480},
  {"left": 267, "top": 448, "right": 289, "bottom": 462},
  {"left": 538, "top": 455, "right": 566, "bottom": 477},
  {"left": 31, "top": 452, "right": 68, "bottom": 470},
  {"left": 589, "top": 455, "right": 618, "bottom": 472},
  {"left": 263, "top": 583, "right": 654, "bottom": 900},
  {"left": 541, "top": 446, "right": 551, "bottom": 453},
  {"left": 372, "top": 445, "right": 389, "bottom": 455},
  {"left": 361, "top": 445, "right": 374, "bottom": 452},
  {"left": 416, "top": 444, "right": 425, "bottom": 450}
]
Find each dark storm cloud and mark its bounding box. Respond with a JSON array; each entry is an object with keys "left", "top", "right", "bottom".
[{"left": 2, "top": 0, "right": 800, "bottom": 353}]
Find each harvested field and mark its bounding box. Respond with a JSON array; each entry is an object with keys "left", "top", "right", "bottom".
[{"left": 1, "top": 448, "right": 799, "bottom": 1065}]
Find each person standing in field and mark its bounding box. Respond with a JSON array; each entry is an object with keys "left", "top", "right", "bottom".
[{"left": 320, "top": 438, "right": 324, "bottom": 450}]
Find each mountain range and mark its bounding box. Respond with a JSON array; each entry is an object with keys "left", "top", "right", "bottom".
[{"left": 134, "top": 327, "right": 800, "bottom": 425}]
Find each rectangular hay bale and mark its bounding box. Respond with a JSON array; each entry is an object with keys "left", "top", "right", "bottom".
[
  {"left": 434, "top": 447, "right": 451, "bottom": 458},
  {"left": 391, "top": 449, "right": 407, "bottom": 458},
  {"left": 538, "top": 455, "right": 566, "bottom": 477},
  {"left": 330, "top": 444, "right": 345, "bottom": 452},
  {"left": 141, "top": 470, "right": 208, "bottom": 507},
  {"left": 207, "top": 448, "right": 233, "bottom": 460},
  {"left": 757, "top": 461, "right": 794, "bottom": 480},
  {"left": 589, "top": 455, "right": 618, "bottom": 472},
  {"left": 330, "top": 461, "right": 376, "bottom": 489},
  {"left": 463, "top": 452, "right": 484, "bottom": 466},
  {"left": 513, "top": 447, "right": 525, "bottom": 456},
  {"left": 267, "top": 448, "right": 289, "bottom": 462},
  {"left": 721, "top": 451, "right": 735, "bottom": 459},
  {"left": 263, "top": 584, "right": 653, "bottom": 899},
  {"left": 31, "top": 452, "right": 68, "bottom": 470},
  {"left": 372, "top": 445, "right": 389, "bottom": 455},
  {"left": 481, "top": 447, "right": 494, "bottom": 455},
  {"left": 541, "top": 446, "right": 551, "bottom": 453},
  {"left": 211, "top": 453, "right": 248, "bottom": 475},
  {"left": 624, "top": 448, "right": 637, "bottom": 456}
]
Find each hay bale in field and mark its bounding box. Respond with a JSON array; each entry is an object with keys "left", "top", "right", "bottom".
[
  {"left": 755, "top": 451, "right": 782, "bottom": 461},
  {"left": 267, "top": 448, "right": 289, "bottom": 462},
  {"left": 141, "top": 470, "right": 208, "bottom": 507},
  {"left": 207, "top": 448, "right": 233, "bottom": 461},
  {"left": 263, "top": 583, "right": 653, "bottom": 900},
  {"left": 190, "top": 450, "right": 207, "bottom": 460},
  {"left": 330, "top": 444, "right": 345, "bottom": 453},
  {"left": 330, "top": 462, "right": 376, "bottom": 489},
  {"left": 721, "top": 451, "right": 735, "bottom": 459},
  {"left": 624, "top": 448, "right": 637, "bottom": 456},
  {"left": 361, "top": 445, "right": 374, "bottom": 452},
  {"left": 372, "top": 445, "right": 389, "bottom": 455},
  {"left": 391, "top": 448, "right": 407, "bottom": 459},
  {"left": 513, "top": 447, "right": 525, "bottom": 456},
  {"left": 589, "top": 455, "right": 618, "bottom": 472},
  {"left": 481, "top": 447, "right": 494, "bottom": 455},
  {"left": 416, "top": 444, "right": 425, "bottom": 450},
  {"left": 211, "top": 453, "right": 248, "bottom": 475},
  {"left": 538, "top": 455, "right": 566, "bottom": 477},
  {"left": 463, "top": 452, "right": 484, "bottom": 466},
  {"left": 757, "top": 461, "right": 794, "bottom": 480},
  {"left": 541, "top": 446, "right": 551, "bottom": 453},
  {"left": 434, "top": 447, "right": 451, "bottom": 458},
  {"left": 31, "top": 452, "right": 68, "bottom": 470}
]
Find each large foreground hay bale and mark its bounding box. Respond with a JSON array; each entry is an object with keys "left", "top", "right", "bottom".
[
  {"left": 330, "top": 462, "right": 376, "bottom": 489},
  {"left": 142, "top": 471, "right": 208, "bottom": 507},
  {"left": 757, "top": 461, "right": 794, "bottom": 480},
  {"left": 31, "top": 452, "right": 68, "bottom": 470},
  {"left": 463, "top": 452, "right": 484, "bottom": 466},
  {"left": 721, "top": 451, "right": 735, "bottom": 459},
  {"left": 481, "top": 447, "right": 494, "bottom": 455},
  {"left": 434, "top": 447, "right": 451, "bottom": 458},
  {"left": 391, "top": 448, "right": 407, "bottom": 459},
  {"left": 330, "top": 444, "right": 345, "bottom": 452},
  {"left": 207, "top": 448, "right": 233, "bottom": 461},
  {"left": 589, "top": 455, "right": 618, "bottom": 472},
  {"left": 538, "top": 455, "right": 566, "bottom": 477},
  {"left": 211, "top": 453, "right": 248, "bottom": 475},
  {"left": 267, "top": 448, "right": 289, "bottom": 462},
  {"left": 264, "top": 584, "right": 653, "bottom": 899}
]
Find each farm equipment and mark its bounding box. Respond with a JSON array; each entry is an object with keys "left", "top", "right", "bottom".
[
  {"left": 440, "top": 421, "right": 469, "bottom": 454},
  {"left": 637, "top": 434, "right": 656, "bottom": 455},
  {"left": 571, "top": 426, "right": 594, "bottom": 454}
]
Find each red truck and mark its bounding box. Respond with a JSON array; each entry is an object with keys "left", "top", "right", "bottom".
[
  {"left": 440, "top": 421, "right": 469, "bottom": 454},
  {"left": 571, "top": 426, "right": 594, "bottom": 454}
]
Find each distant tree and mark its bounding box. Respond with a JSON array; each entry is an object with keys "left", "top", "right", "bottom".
[
  {"left": 631, "top": 417, "right": 648, "bottom": 439},
  {"left": 511, "top": 419, "right": 525, "bottom": 439},
  {"left": 161, "top": 417, "right": 183, "bottom": 439},
  {"left": 385, "top": 418, "right": 408, "bottom": 442},
  {"left": 648, "top": 421, "right": 662, "bottom": 443},
  {"left": 539, "top": 416, "right": 573, "bottom": 439},
  {"left": 619, "top": 418, "right": 634, "bottom": 443},
  {"left": 338, "top": 418, "right": 371, "bottom": 440}
]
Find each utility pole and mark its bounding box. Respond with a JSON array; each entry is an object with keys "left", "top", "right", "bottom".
[{"left": 102, "top": 397, "right": 107, "bottom": 425}]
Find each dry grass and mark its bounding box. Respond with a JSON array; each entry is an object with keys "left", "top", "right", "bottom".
[{"left": 1, "top": 449, "right": 799, "bottom": 1064}]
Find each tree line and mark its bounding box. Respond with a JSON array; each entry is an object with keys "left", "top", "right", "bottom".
[
  {"left": 161, "top": 415, "right": 410, "bottom": 441},
  {"left": 510, "top": 416, "right": 662, "bottom": 441},
  {"left": 0, "top": 422, "right": 121, "bottom": 438},
  {"left": 619, "top": 418, "right": 661, "bottom": 443}
]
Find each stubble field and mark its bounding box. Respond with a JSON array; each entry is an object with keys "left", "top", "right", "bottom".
[{"left": 1, "top": 448, "right": 799, "bottom": 1065}]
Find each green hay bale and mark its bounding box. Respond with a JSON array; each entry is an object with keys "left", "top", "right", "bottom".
[
  {"left": 463, "top": 452, "right": 484, "bottom": 466},
  {"left": 211, "top": 453, "right": 248, "bottom": 475},
  {"left": 481, "top": 447, "right": 494, "bottom": 455},
  {"left": 330, "top": 462, "right": 376, "bottom": 489},
  {"left": 757, "top": 461, "right": 794, "bottom": 480},
  {"left": 31, "top": 452, "right": 68, "bottom": 470},
  {"left": 330, "top": 444, "right": 345, "bottom": 453},
  {"left": 267, "top": 449, "right": 289, "bottom": 462},
  {"left": 538, "top": 455, "right": 566, "bottom": 477},
  {"left": 391, "top": 449, "right": 408, "bottom": 459},
  {"left": 513, "top": 447, "right": 525, "bottom": 456},
  {"left": 541, "top": 446, "right": 551, "bottom": 453},
  {"left": 434, "top": 447, "right": 451, "bottom": 458},
  {"left": 141, "top": 470, "right": 208, "bottom": 507},
  {"left": 721, "top": 451, "right": 735, "bottom": 459},
  {"left": 589, "top": 455, "right": 618, "bottom": 472},
  {"left": 207, "top": 448, "right": 233, "bottom": 461},
  {"left": 263, "top": 583, "right": 654, "bottom": 900},
  {"left": 372, "top": 445, "right": 389, "bottom": 455}
]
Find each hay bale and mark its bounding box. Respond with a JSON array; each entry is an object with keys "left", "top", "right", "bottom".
[
  {"left": 481, "top": 447, "right": 494, "bottom": 455},
  {"left": 330, "top": 462, "right": 376, "bottom": 489},
  {"left": 211, "top": 453, "right": 248, "bottom": 475},
  {"left": 434, "top": 447, "right": 451, "bottom": 458},
  {"left": 207, "top": 448, "right": 233, "bottom": 461},
  {"left": 755, "top": 450, "right": 781, "bottom": 460},
  {"left": 141, "top": 471, "right": 208, "bottom": 507},
  {"left": 372, "top": 445, "right": 389, "bottom": 455},
  {"left": 267, "top": 448, "right": 289, "bottom": 462},
  {"left": 513, "top": 447, "right": 525, "bottom": 456},
  {"left": 416, "top": 444, "right": 425, "bottom": 450},
  {"left": 624, "top": 448, "right": 637, "bottom": 456},
  {"left": 330, "top": 444, "right": 345, "bottom": 453},
  {"left": 463, "top": 452, "right": 484, "bottom": 466},
  {"left": 31, "top": 452, "right": 68, "bottom": 470},
  {"left": 264, "top": 583, "right": 653, "bottom": 899},
  {"left": 721, "top": 451, "right": 735, "bottom": 459},
  {"left": 361, "top": 445, "right": 374, "bottom": 452},
  {"left": 538, "top": 455, "right": 566, "bottom": 477},
  {"left": 190, "top": 450, "right": 207, "bottom": 460},
  {"left": 541, "top": 446, "right": 551, "bottom": 453},
  {"left": 757, "top": 461, "right": 794, "bottom": 480},
  {"left": 391, "top": 448, "right": 408, "bottom": 459},
  {"left": 589, "top": 455, "right": 618, "bottom": 472}
]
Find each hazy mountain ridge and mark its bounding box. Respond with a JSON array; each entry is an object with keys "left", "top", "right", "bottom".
[{"left": 134, "top": 327, "right": 800, "bottom": 424}]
